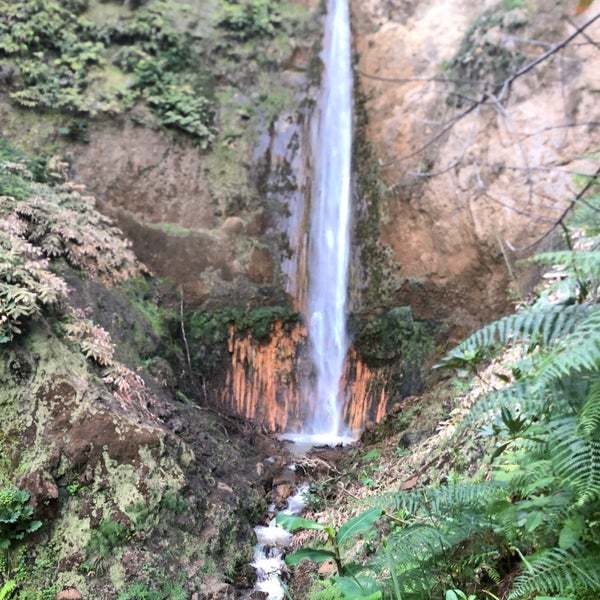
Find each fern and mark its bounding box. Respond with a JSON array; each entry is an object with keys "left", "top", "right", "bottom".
[
  {"left": 442, "top": 305, "right": 596, "bottom": 366},
  {"left": 580, "top": 380, "right": 600, "bottom": 436},
  {"left": 0, "top": 146, "right": 145, "bottom": 342},
  {"left": 550, "top": 418, "right": 600, "bottom": 504},
  {"left": 533, "top": 250, "right": 600, "bottom": 280},
  {"left": 458, "top": 381, "right": 548, "bottom": 429},
  {"left": 508, "top": 547, "right": 600, "bottom": 599},
  {"left": 536, "top": 310, "right": 600, "bottom": 386},
  {"left": 385, "top": 482, "right": 506, "bottom": 517}
]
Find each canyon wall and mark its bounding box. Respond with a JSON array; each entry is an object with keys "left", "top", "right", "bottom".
[
  {"left": 350, "top": 0, "right": 600, "bottom": 334},
  {"left": 4, "top": 0, "right": 597, "bottom": 433}
]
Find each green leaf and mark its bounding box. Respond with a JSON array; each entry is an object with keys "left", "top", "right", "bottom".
[
  {"left": 335, "top": 576, "right": 382, "bottom": 599},
  {"left": 336, "top": 508, "right": 383, "bottom": 545},
  {"left": 362, "top": 449, "right": 381, "bottom": 463},
  {"left": 0, "top": 580, "right": 17, "bottom": 600},
  {"left": 491, "top": 442, "right": 512, "bottom": 461},
  {"left": 558, "top": 515, "right": 584, "bottom": 549},
  {"left": 525, "top": 511, "right": 544, "bottom": 533},
  {"left": 284, "top": 548, "right": 336, "bottom": 567},
  {"left": 275, "top": 513, "right": 324, "bottom": 533}
]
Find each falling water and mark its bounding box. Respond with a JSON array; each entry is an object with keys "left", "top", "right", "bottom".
[{"left": 306, "top": 0, "right": 354, "bottom": 439}]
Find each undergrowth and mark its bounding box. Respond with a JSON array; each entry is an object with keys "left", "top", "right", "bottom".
[
  {"left": 284, "top": 173, "right": 600, "bottom": 600},
  {"left": 0, "top": 0, "right": 215, "bottom": 145},
  {"left": 0, "top": 138, "right": 144, "bottom": 343}
]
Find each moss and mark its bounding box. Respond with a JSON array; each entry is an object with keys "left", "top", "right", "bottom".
[
  {"left": 350, "top": 307, "right": 435, "bottom": 400},
  {"left": 0, "top": 0, "right": 216, "bottom": 144},
  {"left": 352, "top": 91, "right": 400, "bottom": 309},
  {"left": 185, "top": 305, "right": 299, "bottom": 378},
  {"left": 149, "top": 222, "right": 195, "bottom": 238},
  {"left": 443, "top": 3, "right": 528, "bottom": 107},
  {"left": 118, "top": 276, "right": 175, "bottom": 343}
]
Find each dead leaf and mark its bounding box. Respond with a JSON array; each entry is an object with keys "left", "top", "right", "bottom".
[
  {"left": 576, "top": 0, "right": 594, "bottom": 14},
  {"left": 400, "top": 476, "right": 419, "bottom": 491}
]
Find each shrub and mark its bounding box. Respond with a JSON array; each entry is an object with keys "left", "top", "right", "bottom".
[
  {"left": 0, "top": 141, "right": 145, "bottom": 343},
  {"left": 0, "top": 0, "right": 216, "bottom": 144},
  {"left": 86, "top": 519, "right": 129, "bottom": 560},
  {"left": 219, "top": 0, "right": 282, "bottom": 40},
  {"left": 0, "top": 488, "right": 42, "bottom": 550}
]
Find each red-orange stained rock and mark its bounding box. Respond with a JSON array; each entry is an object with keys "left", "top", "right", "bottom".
[{"left": 220, "top": 324, "right": 390, "bottom": 433}]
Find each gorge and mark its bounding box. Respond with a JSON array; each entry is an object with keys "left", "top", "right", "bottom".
[{"left": 1, "top": 0, "right": 600, "bottom": 599}]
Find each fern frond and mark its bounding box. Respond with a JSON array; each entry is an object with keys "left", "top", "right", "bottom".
[
  {"left": 508, "top": 547, "right": 600, "bottom": 599},
  {"left": 537, "top": 310, "right": 600, "bottom": 386},
  {"left": 441, "top": 305, "right": 596, "bottom": 365},
  {"left": 580, "top": 380, "right": 600, "bottom": 436},
  {"left": 458, "top": 381, "right": 546, "bottom": 429},
  {"left": 533, "top": 251, "right": 600, "bottom": 279},
  {"left": 384, "top": 482, "right": 506, "bottom": 517},
  {"left": 549, "top": 418, "right": 600, "bottom": 504}
]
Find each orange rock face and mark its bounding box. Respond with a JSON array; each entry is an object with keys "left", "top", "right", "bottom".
[
  {"left": 219, "top": 323, "right": 390, "bottom": 433},
  {"left": 351, "top": 0, "right": 600, "bottom": 331}
]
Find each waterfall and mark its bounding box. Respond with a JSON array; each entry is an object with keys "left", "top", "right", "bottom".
[{"left": 306, "top": 0, "right": 354, "bottom": 439}]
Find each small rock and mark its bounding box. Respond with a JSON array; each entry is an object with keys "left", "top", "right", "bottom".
[
  {"left": 391, "top": 402, "right": 403, "bottom": 414},
  {"left": 56, "top": 589, "right": 81, "bottom": 600},
  {"left": 256, "top": 462, "right": 264, "bottom": 477},
  {"left": 249, "top": 592, "right": 268, "bottom": 600},
  {"left": 18, "top": 470, "right": 59, "bottom": 520},
  {"left": 272, "top": 483, "right": 293, "bottom": 505},
  {"left": 318, "top": 560, "right": 337, "bottom": 578},
  {"left": 198, "top": 578, "right": 236, "bottom": 599},
  {"left": 221, "top": 216, "right": 245, "bottom": 235}
]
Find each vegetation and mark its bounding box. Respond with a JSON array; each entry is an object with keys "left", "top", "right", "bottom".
[
  {"left": 444, "top": 2, "right": 527, "bottom": 107},
  {"left": 0, "top": 0, "right": 215, "bottom": 144},
  {"left": 0, "top": 488, "right": 41, "bottom": 551},
  {"left": 0, "top": 138, "right": 143, "bottom": 343},
  {"left": 219, "top": 0, "right": 282, "bottom": 40},
  {"left": 287, "top": 175, "right": 600, "bottom": 600}
]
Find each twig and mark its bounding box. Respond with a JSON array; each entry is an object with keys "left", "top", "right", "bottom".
[
  {"left": 382, "top": 11, "right": 600, "bottom": 167},
  {"left": 515, "top": 164, "right": 600, "bottom": 252},
  {"left": 179, "top": 286, "right": 193, "bottom": 380}
]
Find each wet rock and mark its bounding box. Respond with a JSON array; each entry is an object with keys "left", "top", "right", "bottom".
[
  {"left": 198, "top": 578, "right": 236, "bottom": 600},
  {"left": 273, "top": 466, "right": 296, "bottom": 486},
  {"left": 272, "top": 483, "right": 294, "bottom": 505},
  {"left": 391, "top": 402, "right": 403, "bottom": 414}
]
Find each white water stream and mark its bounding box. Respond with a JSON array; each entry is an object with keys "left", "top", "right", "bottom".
[
  {"left": 305, "top": 0, "right": 354, "bottom": 441},
  {"left": 252, "top": 485, "right": 308, "bottom": 600}
]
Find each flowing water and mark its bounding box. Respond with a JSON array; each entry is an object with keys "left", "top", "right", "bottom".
[
  {"left": 252, "top": 3, "right": 354, "bottom": 594},
  {"left": 251, "top": 485, "right": 308, "bottom": 600},
  {"left": 305, "top": 0, "right": 354, "bottom": 440}
]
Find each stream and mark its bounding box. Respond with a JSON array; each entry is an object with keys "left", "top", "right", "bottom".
[{"left": 252, "top": 483, "right": 309, "bottom": 600}]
